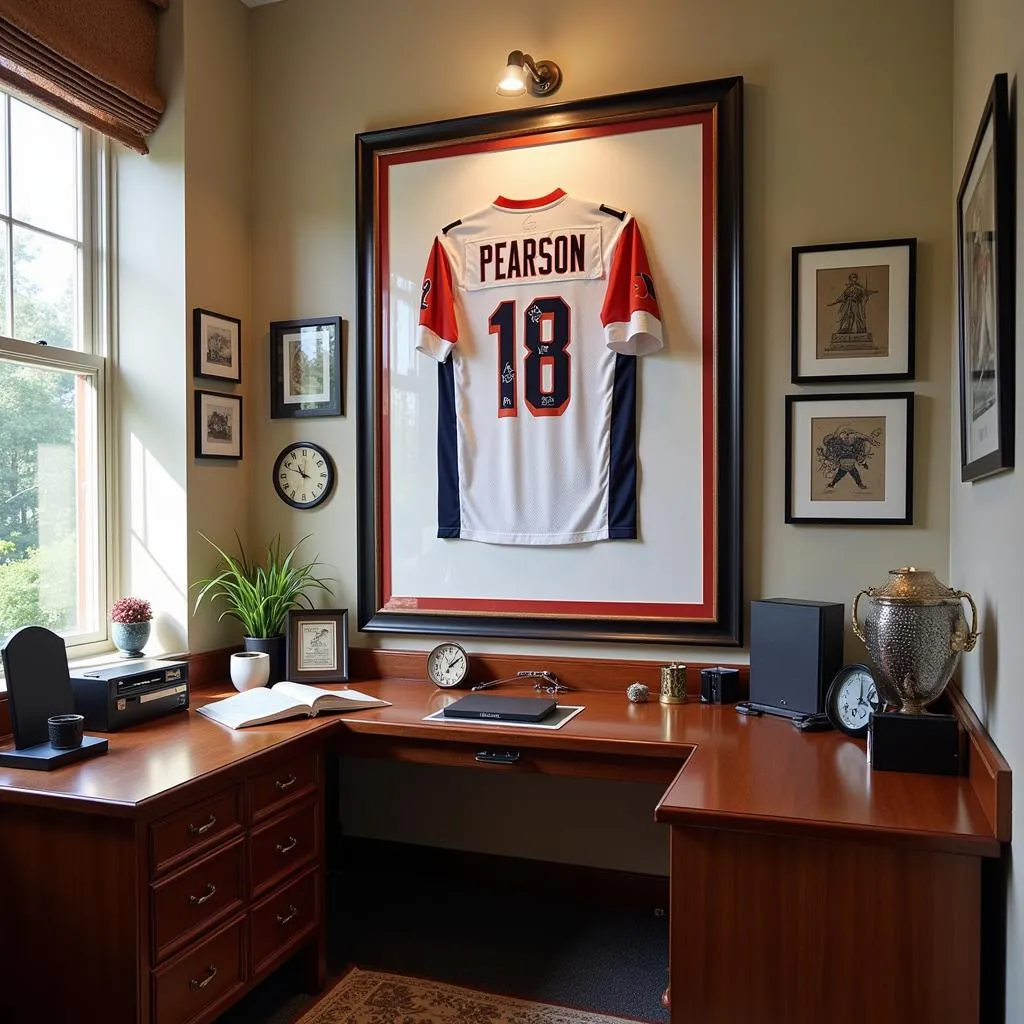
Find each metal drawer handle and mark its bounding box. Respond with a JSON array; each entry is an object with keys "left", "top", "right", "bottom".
[
  {"left": 187, "top": 814, "right": 217, "bottom": 836},
  {"left": 475, "top": 750, "right": 521, "bottom": 765},
  {"left": 188, "top": 883, "right": 217, "bottom": 906},
  {"left": 276, "top": 835, "right": 298, "bottom": 855},
  {"left": 275, "top": 774, "right": 298, "bottom": 791},
  {"left": 276, "top": 904, "right": 299, "bottom": 926},
  {"left": 189, "top": 964, "right": 218, "bottom": 991}
]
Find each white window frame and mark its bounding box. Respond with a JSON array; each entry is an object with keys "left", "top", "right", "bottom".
[{"left": 0, "top": 91, "right": 116, "bottom": 659}]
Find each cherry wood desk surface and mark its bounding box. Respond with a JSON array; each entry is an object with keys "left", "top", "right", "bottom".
[{"left": 0, "top": 677, "right": 1004, "bottom": 858}]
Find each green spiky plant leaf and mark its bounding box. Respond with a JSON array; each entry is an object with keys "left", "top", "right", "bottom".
[{"left": 191, "top": 533, "right": 334, "bottom": 639}]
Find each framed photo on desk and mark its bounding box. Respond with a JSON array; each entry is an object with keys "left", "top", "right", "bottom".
[
  {"left": 286, "top": 608, "right": 349, "bottom": 683},
  {"left": 354, "top": 77, "right": 743, "bottom": 646}
]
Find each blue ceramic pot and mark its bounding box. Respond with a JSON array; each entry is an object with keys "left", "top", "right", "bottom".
[{"left": 112, "top": 620, "right": 151, "bottom": 658}]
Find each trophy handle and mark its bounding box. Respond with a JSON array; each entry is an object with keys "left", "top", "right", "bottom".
[
  {"left": 951, "top": 590, "right": 980, "bottom": 653},
  {"left": 852, "top": 589, "right": 870, "bottom": 644}
]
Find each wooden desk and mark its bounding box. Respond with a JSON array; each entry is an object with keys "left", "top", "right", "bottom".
[{"left": 0, "top": 676, "right": 1009, "bottom": 1024}]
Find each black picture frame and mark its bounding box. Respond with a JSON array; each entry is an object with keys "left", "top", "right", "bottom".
[
  {"left": 785, "top": 392, "right": 914, "bottom": 525},
  {"left": 791, "top": 238, "right": 916, "bottom": 384},
  {"left": 286, "top": 608, "right": 349, "bottom": 683},
  {"left": 355, "top": 77, "right": 743, "bottom": 645},
  {"left": 193, "top": 308, "right": 242, "bottom": 383},
  {"left": 270, "top": 316, "right": 344, "bottom": 418},
  {"left": 194, "top": 389, "right": 243, "bottom": 460},
  {"left": 957, "top": 72, "right": 1014, "bottom": 483}
]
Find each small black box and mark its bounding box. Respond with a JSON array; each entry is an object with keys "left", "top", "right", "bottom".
[
  {"left": 868, "top": 711, "right": 963, "bottom": 776},
  {"left": 749, "top": 598, "right": 844, "bottom": 719},
  {"left": 70, "top": 659, "right": 189, "bottom": 731},
  {"left": 700, "top": 667, "right": 741, "bottom": 704}
]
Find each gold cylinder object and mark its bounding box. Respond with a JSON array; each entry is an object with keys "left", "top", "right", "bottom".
[{"left": 660, "top": 663, "right": 687, "bottom": 704}]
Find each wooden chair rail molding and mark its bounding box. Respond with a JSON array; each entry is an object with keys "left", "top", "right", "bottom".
[{"left": 347, "top": 646, "right": 749, "bottom": 695}]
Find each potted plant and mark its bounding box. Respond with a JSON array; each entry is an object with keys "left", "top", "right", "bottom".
[
  {"left": 110, "top": 596, "right": 153, "bottom": 658},
  {"left": 192, "top": 533, "right": 333, "bottom": 685}
]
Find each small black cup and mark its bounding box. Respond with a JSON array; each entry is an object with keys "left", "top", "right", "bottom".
[{"left": 48, "top": 714, "right": 85, "bottom": 750}]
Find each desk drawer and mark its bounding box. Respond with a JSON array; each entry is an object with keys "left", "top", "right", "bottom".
[
  {"left": 250, "top": 798, "right": 318, "bottom": 898},
  {"left": 151, "top": 787, "right": 243, "bottom": 876},
  {"left": 152, "top": 914, "right": 245, "bottom": 1024},
  {"left": 250, "top": 865, "right": 320, "bottom": 976},
  {"left": 249, "top": 749, "right": 318, "bottom": 823},
  {"left": 152, "top": 837, "right": 246, "bottom": 963}
]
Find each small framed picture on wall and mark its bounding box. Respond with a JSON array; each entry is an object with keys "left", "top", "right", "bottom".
[
  {"left": 792, "top": 239, "right": 916, "bottom": 384},
  {"left": 195, "top": 390, "right": 243, "bottom": 460},
  {"left": 785, "top": 392, "right": 913, "bottom": 525},
  {"left": 270, "top": 316, "right": 344, "bottom": 418},
  {"left": 193, "top": 308, "right": 242, "bottom": 383}
]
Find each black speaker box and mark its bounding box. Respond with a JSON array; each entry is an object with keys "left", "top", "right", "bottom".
[{"left": 749, "top": 599, "right": 845, "bottom": 719}]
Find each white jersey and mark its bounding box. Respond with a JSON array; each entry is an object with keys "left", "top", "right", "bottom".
[{"left": 416, "top": 188, "right": 663, "bottom": 545}]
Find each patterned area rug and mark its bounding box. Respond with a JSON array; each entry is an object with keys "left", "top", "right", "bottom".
[{"left": 295, "top": 967, "right": 648, "bottom": 1024}]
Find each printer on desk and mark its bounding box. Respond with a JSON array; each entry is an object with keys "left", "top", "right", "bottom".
[{"left": 70, "top": 659, "right": 189, "bottom": 731}]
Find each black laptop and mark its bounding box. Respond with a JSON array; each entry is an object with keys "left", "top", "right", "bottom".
[{"left": 441, "top": 694, "right": 557, "bottom": 723}]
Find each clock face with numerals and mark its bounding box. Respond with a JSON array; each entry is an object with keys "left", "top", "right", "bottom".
[
  {"left": 273, "top": 441, "right": 335, "bottom": 509},
  {"left": 426, "top": 641, "right": 469, "bottom": 688},
  {"left": 825, "top": 663, "right": 882, "bottom": 738}
]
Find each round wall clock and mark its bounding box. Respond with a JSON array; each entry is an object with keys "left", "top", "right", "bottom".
[
  {"left": 273, "top": 441, "right": 335, "bottom": 509},
  {"left": 825, "top": 663, "right": 882, "bottom": 738},
  {"left": 426, "top": 641, "right": 469, "bottom": 689}
]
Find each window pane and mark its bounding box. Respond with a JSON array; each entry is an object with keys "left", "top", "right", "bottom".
[
  {"left": 12, "top": 227, "right": 79, "bottom": 348},
  {"left": 0, "top": 227, "right": 8, "bottom": 337},
  {"left": 0, "top": 359, "right": 99, "bottom": 643},
  {"left": 0, "top": 97, "right": 8, "bottom": 217},
  {"left": 10, "top": 99, "right": 78, "bottom": 239}
]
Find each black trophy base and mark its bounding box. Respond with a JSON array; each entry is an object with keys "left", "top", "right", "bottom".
[
  {"left": 868, "top": 711, "right": 962, "bottom": 776},
  {"left": 0, "top": 734, "right": 108, "bottom": 771}
]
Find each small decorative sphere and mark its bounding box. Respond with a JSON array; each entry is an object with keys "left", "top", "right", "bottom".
[{"left": 626, "top": 681, "right": 650, "bottom": 703}]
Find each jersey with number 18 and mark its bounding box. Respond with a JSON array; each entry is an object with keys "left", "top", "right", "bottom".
[{"left": 416, "top": 188, "right": 663, "bottom": 546}]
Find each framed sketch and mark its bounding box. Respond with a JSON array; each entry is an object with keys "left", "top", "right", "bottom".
[
  {"left": 792, "top": 239, "right": 916, "bottom": 383},
  {"left": 355, "top": 78, "right": 743, "bottom": 645},
  {"left": 194, "top": 389, "right": 242, "bottom": 459},
  {"left": 193, "top": 308, "right": 242, "bottom": 383},
  {"left": 957, "top": 72, "right": 1014, "bottom": 483},
  {"left": 786, "top": 392, "right": 913, "bottom": 525},
  {"left": 270, "top": 316, "right": 343, "bottom": 418},
  {"left": 286, "top": 608, "right": 349, "bottom": 683}
]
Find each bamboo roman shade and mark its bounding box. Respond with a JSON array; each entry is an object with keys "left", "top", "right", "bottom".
[{"left": 0, "top": 0, "right": 166, "bottom": 153}]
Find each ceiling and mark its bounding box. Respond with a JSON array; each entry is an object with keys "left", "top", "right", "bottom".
[{"left": 239, "top": 0, "right": 287, "bottom": 7}]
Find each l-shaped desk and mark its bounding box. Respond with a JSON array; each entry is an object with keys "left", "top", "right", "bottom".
[{"left": 0, "top": 661, "right": 1010, "bottom": 1024}]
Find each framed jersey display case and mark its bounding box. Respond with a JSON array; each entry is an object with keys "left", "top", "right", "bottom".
[{"left": 355, "top": 77, "right": 743, "bottom": 645}]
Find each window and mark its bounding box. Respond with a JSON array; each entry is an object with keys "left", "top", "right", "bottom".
[{"left": 0, "top": 92, "right": 110, "bottom": 655}]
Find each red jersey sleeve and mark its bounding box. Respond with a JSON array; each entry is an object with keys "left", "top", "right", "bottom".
[
  {"left": 600, "top": 217, "right": 664, "bottom": 356},
  {"left": 416, "top": 237, "right": 459, "bottom": 362}
]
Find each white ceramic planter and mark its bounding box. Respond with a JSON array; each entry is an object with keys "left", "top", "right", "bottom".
[{"left": 230, "top": 650, "right": 270, "bottom": 691}]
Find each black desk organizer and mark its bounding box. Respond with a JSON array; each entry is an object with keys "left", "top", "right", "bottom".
[{"left": 0, "top": 626, "right": 108, "bottom": 771}]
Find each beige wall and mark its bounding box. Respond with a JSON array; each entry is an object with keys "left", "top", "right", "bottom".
[
  {"left": 951, "top": 0, "right": 1022, "bottom": 1019},
  {"left": 115, "top": 0, "right": 252, "bottom": 655},
  {"left": 242, "top": 0, "right": 955, "bottom": 870},
  {"left": 249, "top": 0, "right": 953, "bottom": 665}
]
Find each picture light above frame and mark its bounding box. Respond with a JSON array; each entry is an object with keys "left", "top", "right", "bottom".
[{"left": 355, "top": 77, "right": 743, "bottom": 646}]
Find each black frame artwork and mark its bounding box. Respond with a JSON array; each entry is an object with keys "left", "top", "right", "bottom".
[
  {"left": 957, "top": 72, "right": 1014, "bottom": 483},
  {"left": 355, "top": 77, "right": 743, "bottom": 645},
  {"left": 193, "top": 308, "right": 242, "bottom": 383},
  {"left": 785, "top": 392, "right": 914, "bottom": 526},
  {"left": 285, "top": 608, "right": 350, "bottom": 684},
  {"left": 791, "top": 238, "right": 916, "bottom": 384},
  {"left": 194, "top": 389, "right": 243, "bottom": 460},
  {"left": 270, "top": 316, "right": 344, "bottom": 418}
]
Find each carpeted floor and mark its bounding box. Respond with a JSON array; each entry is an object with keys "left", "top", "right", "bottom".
[
  {"left": 217, "top": 858, "right": 669, "bottom": 1024},
  {"left": 294, "top": 967, "right": 656, "bottom": 1024}
]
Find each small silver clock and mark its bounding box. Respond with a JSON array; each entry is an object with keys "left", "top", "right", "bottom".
[
  {"left": 825, "top": 663, "right": 882, "bottom": 738},
  {"left": 426, "top": 641, "right": 469, "bottom": 689}
]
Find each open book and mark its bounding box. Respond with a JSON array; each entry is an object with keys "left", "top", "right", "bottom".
[{"left": 196, "top": 682, "right": 391, "bottom": 730}]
